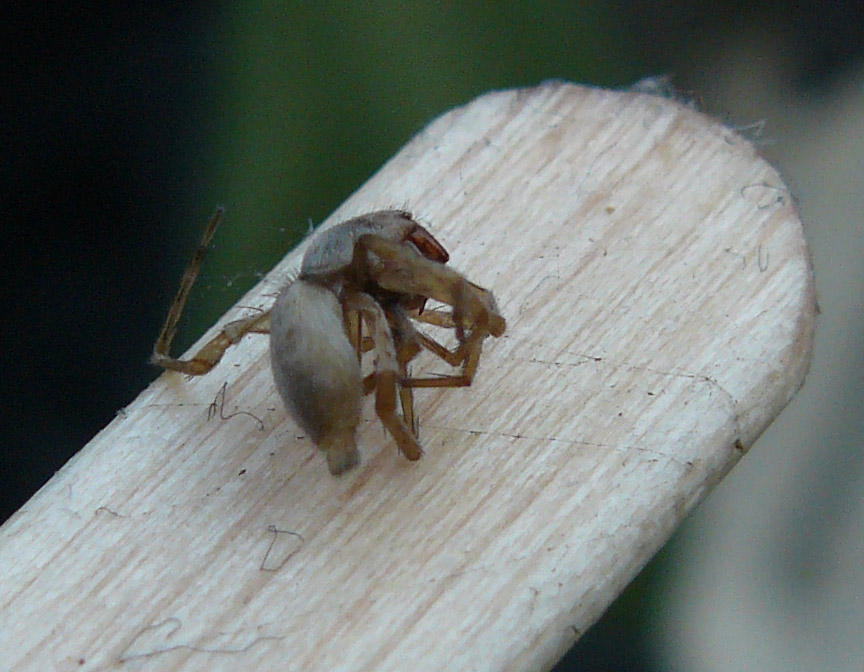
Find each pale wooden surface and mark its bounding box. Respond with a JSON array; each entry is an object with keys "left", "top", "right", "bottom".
[{"left": 0, "top": 82, "right": 815, "bottom": 671}]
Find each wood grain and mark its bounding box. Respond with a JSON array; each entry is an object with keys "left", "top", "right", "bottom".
[{"left": 0, "top": 82, "right": 815, "bottom": 671}]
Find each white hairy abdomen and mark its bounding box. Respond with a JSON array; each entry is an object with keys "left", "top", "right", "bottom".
[{"left": 269, "top": 280, "right": 361, "bottom": 455}]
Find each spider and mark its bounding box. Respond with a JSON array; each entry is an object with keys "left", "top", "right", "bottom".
[{"left": 152, "top": 209, "right": 506, "bottom": 474}]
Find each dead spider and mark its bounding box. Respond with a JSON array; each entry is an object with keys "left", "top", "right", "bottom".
[{"left": 152, "top": 209, "right": 506, "bottom": 474}]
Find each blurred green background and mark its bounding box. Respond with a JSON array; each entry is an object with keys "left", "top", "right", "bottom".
[
  {"left": 174, "top": 3, "right": 640, "bottom": 341},
  {"left": 4, "top": 2, "right": 862, "bottom": 670}
]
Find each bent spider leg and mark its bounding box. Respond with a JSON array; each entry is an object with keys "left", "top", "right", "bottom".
[
  {"left": 410, "top": 306, "right": 456, "bottom": 329},
  {"left": 354, "top": 235, "right": 505, "bottom": 389},
  {"left": 408, "top": 308, "right": 481, "bottom": 367},
  {"left": 401, "top": 327, "right": 490, "bottom": 389},
  {"left": 345, "top": 308, "right": 388, "bottom": 397},
  {"left": 406, "top": 305, "right": 491, "bottom": 377},
  {"left": 151, "top": 207, "right": 271, "bottom": 375},
  {"left": 386, "top": 305, "right": 426, "bottom": 436},
  {"left": 357, "top": 234, "right": 506, "bottom": 338},
  {"left": 152, "top": 311, "right": 272, "bottom": 375},
  {"left": 382, "top": 305, "right": 477, "bottom": 389},
  {"left": 343, "top": 293, "right": 423, "bottom": 461}
]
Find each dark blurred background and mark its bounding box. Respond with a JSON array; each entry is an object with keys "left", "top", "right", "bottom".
[{"left": 3, "top": 3, "right": 862, "bottom": 670}]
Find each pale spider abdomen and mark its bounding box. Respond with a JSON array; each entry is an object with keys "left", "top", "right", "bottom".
[{"left": 269, "top": 279, "right": 362, "bottom": 474}]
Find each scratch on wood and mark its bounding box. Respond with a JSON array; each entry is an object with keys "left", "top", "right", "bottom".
[
  {"left": 722, "top": 246, "right": 747, "bottom": 269},
  {"left": 260, "top": 525, "right": 305, "bottom": 571},
  {"left": 94, "top": 506, "right": 124, "bottom": 518},
  {"left": 758, "top": 245, "right": 769, "bottom": 272},
  {"left": 517, "top": 274, "right": 561, "bottom": 316},
  {"left": 528, "top": 354, "right": 603, "bottom": 369},
  {"left": 120, "top": 617, "right": 282, "bottom": 662},
  {"left": 423, "top": 424, "right": 695, "bottom": 467},
  {"left": 517, "top": 353, "right": 741, "bottom": 443},
  {"left": 728, "top": 119, "right": 767, "bottom": 145},
  {"left": 576, "top": 140, "right": 619, "bottom": 192},
  {"left": 208, "top": 381, "right": 265, "bottom": 430},
  {"left": 739, "top": 181, "right": 791, "bottom": 209}
]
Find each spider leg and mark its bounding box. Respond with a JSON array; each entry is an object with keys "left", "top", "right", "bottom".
[
  {"left": 410, "top": 307, "right": 455, "bottom": 329},
  {"left": 344, "top": 293, "right": 423, "bottom": 461},
  {"left": 385, "top": 305, "right": 425, "bottom": 436},
  {"left": 401, "top": 330, "right": 488, "bottom": 388},
  {"left": 353, "top": 236, "right": 505, "bottom": 389},
  {"left": 152, "top": 311, "right": 271, "bottom": 375},
  {"left": 151, "top": 207, "right": 271, "bottom": 375},
  {"left": 356, "top": 234, "right": 506, "bottom": 338},
  {"left": 383, "top": 301, "right": 486, "bottom": 400}
]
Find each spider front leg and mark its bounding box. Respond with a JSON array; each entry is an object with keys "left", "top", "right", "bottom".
[
  {"left": 343, "top": 293, "right": 423, "bottom": 462},
  {"left": 355, "top": 234, "right": 506, "bottom": 389},
  {"left": 384, "top": 305, "right": 425, "bottom": 434},
  {"left": 348, "top": 303, "right": 423, "bottom": 436},
  {"left": 357, "top": 234, "right": 505, "bottom": 337},
  {"left": 151, "top": 207, "right": 271, "bottom": 375},
  {"left": 403, "top": 296, "right": 499, "bottom": 388}
]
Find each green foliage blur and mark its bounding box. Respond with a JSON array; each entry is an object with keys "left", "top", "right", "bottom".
[{"left": 180, "top": 3, "right": 641, "bottom": 349}]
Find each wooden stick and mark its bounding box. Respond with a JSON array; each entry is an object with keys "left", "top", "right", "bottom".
[{"left": 0, "top": 82, "right": 815, "bottom": 671}]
